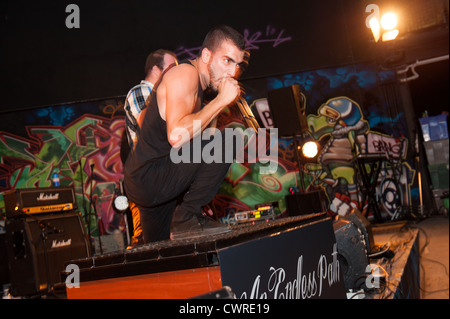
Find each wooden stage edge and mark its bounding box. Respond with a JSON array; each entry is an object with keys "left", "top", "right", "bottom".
[
  {"left": 66, "top": 266, "right": 222, "bottom": 299},
  {"left": 65, "top": 214, "right": 421, "bottom": 299}
]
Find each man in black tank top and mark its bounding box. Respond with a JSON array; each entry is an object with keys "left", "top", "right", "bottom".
[{"left": 124, "top": 25, "right": 247, "bottom": 242}]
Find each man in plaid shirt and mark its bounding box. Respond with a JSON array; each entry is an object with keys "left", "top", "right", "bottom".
[
  {"left": 124, "top": 49, "right": 177, "bottom": 150},
  {"left": 122, "top": 49, "right": 177, "bottom": 246}
]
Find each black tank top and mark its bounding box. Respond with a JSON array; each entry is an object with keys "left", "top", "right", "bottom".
[{"left": 124, "top": 60, "right": 203, "bottom": 175}]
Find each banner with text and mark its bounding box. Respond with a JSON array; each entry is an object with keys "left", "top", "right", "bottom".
[{"left": 218, "top": 218, "right": 346, "bottom": 299}]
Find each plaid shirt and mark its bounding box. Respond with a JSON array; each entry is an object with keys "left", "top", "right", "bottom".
[{"left": 124, "top": 80, "right": 154, "bottom": 148}]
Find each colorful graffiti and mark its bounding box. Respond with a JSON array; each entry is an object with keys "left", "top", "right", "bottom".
[
  {"left": 1, "top": 62, "right": 417, "bottom": 248},
  {"left": 213, "top": 95, "right": 415, "bottom": 223},
  {"left": 175, "top": 25, "right": 292, "bottom": 60},
  {"left": 0, "top": 106, "right": 126, "bottom": 239},
  {"left": 214, "top": 63, "right": 417, "bottom": 223},
  {"left": 305, "top": 96, "right": 414, "bottom": 220}
]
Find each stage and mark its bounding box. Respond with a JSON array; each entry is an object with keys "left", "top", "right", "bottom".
[
  {"left": 60, "top": 213, "right": 421, "bottom": 299},
  {"left": 64, "top": 212, "right": 346, "bottom": 299}
]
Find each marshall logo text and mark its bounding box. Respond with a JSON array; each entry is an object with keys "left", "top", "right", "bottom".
[
  {"left": 37, "top": 192, "right": 59, "bottom": 201},
  {"left": 51, "top": 239, "right": 72, "bottom": 249}
]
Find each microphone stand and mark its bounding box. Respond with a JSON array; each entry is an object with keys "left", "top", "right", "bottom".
[
  {"left": 89, "top": 164, "right": 103, "bottom": 254},
  {"left": 31, "top": 214, "right": 62, "bottom": 296},
  {"left": 119, "top": 179, "right": 131, "bottom": 246},
  {"left": 79, "top": 159, "right": 91, "bottom": 251}
]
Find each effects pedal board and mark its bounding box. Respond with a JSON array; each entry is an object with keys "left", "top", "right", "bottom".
[{"left": 234, "top": 205, "right": 275, "bottom": 224}]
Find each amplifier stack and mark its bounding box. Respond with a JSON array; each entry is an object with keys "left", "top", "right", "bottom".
[
  {"left": 2, "top": 187, "right": 91, "bottom": 297},
  {"left": 3, "top": 186, "right": 77, "bottom": 218}
]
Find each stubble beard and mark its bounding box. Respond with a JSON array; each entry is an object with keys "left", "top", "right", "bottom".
[{"left": 207, "top": 62, "right": 221, "bottom": 92}]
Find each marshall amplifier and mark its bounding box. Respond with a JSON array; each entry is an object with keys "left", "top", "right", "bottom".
[
  {"left": 4, "top": 187, "right": 77, "bottom": 218},
  {"left": 5, "top": 212, "right": 91, "bottom": 297}
]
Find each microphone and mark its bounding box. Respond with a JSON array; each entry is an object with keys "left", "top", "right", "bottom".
[{"left": 236, "top": 96, "right": 260, "bottom": 132}]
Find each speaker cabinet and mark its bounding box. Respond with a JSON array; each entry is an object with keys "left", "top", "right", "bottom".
[
  {"left": 341, "top": 208, "right": 374, "bottom": 254},
  {"left": 333, "top": 219, "right": 369, "bottom": 291},
  {"left": 285, "top": 189, "right": 327, "bottom": 216},
  {"left": 0, "top": 233, "right": 10, "bottom": 285},
  {"left": 267, "top": 84, "right": 308, "bottom": 137},
  {"left": 5, "top": 212, "right": 91, "bottom": 296}
]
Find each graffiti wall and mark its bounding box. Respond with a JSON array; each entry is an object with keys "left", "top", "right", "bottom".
[
  {"left": 0, "top": 99, "right": 127, "bottom": 242},
  {"left": 0, "top": 62, "right": 416, "bottom": 250},
  {"left": 213, "top": 62, "right": 416, "bottom": 223}
]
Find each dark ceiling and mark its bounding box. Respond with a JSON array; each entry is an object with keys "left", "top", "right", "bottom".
[{"left": 0, "top": 0, "right": 448, "bottom": 113}]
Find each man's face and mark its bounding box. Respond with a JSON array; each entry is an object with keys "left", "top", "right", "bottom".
[{"left": 207, "top": 40, "right": 245, "bottom": 92}]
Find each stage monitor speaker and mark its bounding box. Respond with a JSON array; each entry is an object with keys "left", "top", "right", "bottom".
[
  {"left": 267, "top": 84, "right": 308, "bottom": 137},
  {"left": 341, "top": 208, "right": 374, "bottom": 254},
  {"left": 333, "top": 219, "right": 369, "bottom": 291},
  {"left": 285, "top": 189, "right": 327, "bottom": 216},
  {"left": 5, "top": 212, "right": 91, "bottom": 297}
]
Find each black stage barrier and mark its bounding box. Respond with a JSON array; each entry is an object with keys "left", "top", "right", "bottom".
[{"left": 64, "top": 212, "right": 347, "bottom": 299}]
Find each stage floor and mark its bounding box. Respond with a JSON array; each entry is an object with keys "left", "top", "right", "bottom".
[
  {"left": 364, "top": 222, "right": 420, "bottom": 299},
  {"left": 3, "top": 215, "right": 447, "bottom": 299},
  {"left": 415, "top": 216, "right": 449, "bottom": 299},
  {"left": 361, "top": 215, "right": 449, "bottom": 299}
]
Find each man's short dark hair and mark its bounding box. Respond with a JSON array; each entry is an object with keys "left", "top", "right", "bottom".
[
  {"left": 144, "top": 49, "right": 177, "bottom": 76},
  {"left": 201, "top": 25, "right": 245, "bottom": 54}
]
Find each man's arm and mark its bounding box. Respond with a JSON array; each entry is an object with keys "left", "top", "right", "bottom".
[{"left": 162, "top": 64, "right": 240, "bottom": 147}]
